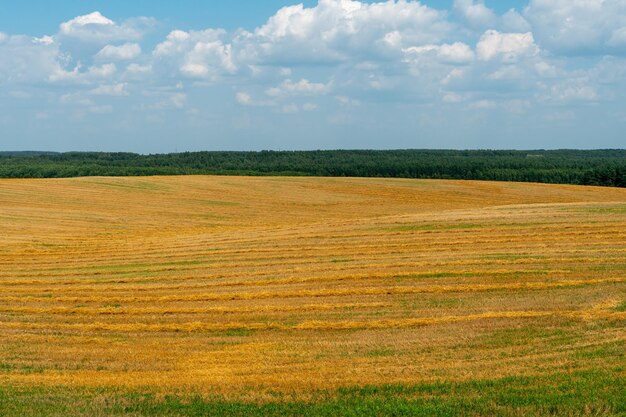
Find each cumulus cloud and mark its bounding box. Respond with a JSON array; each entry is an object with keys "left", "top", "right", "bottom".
[
  {"left": 1, "top": 0, "right": 626, "bottom": 139},
  {"left": 154, "top": 29, "right": 236, "bottom": 80},
  {"left": 501, "top": 10, "right": 531, "bottom": 33},
  {"left": 266, "top": 79, "right": 331, "bottom": 97},
  {"left": 524, "top": 0, "right": 626, "bottom": 54},
  {"left": 547, "top": 81, "right": 598, "bottom": 103},
  {"left": 476, "top": 30, "right": 538, "bottom": 62},
  {"left": 60, "top": 11, "right": 114, "bottom": 35},
  {"left": 245, "top": 0, "right": 450, "bottom": 64},
  {"left": 49, "top": 63, "right": 117, "bottom": 84},
  {"left": 0, "top": 34, "right": 62, "bottom": 83},
  {"left": 336, "top": 95, "right": 361, "bottom": 106},
  {"left": 33, "top": 35, "right": 54, "bottom": 45},
  {"left": 59, "top": 11, "right": 153, "bottom": 43},
  {"left": 453, "top": 0, "right": 496, "bottom": 29},
  {"left": 234, "top": 91, "right": 276, "bottom": 107},
  {"left": 404, "top": 42, "right": 475, "bottom": 65},
  {"left": 89, "top": 83, "right": 128, "bottom": 96},
  {"left": 147, "top": 92, "right": 187, "bottom": 110},
  {"left": 236, "top": 91, "right": 253, "bottom": 105},
  {"left": 96, "top": 43, "right": 141, "bottom": 60},
  {"left": 609, "top": 27, "right": 626, "bottom": 47},
  {"left": 126, "top": 63, "right": 152, "bottom": 74}
]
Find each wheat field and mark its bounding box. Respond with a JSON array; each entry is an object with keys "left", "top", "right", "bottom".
[{"left": 1, "top": 176, "right": 625, "bottom": 414}]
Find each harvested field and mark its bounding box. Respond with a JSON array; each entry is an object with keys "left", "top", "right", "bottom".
[{"left": 1, "top": 176, "right": 625, "bottom": 415}]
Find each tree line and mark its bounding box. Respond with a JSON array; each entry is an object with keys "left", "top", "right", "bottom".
[{"left": 0, "top": 149, "right": 625, "bottom": 187}]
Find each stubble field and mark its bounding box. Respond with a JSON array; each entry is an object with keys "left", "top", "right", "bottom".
[{"left": 0, "top": 176, "right": 625, "bottom": 416}]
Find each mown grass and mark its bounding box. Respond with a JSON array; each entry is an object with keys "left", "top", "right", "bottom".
[
  {"left": 1, "top": 371, "right": 624, "bottom": 417},
  {"left": 2, "top": 177, "right": 626, "bottom": 412},
  {"left": 572, "top": 206, "right": 626, "bottom": 214}
]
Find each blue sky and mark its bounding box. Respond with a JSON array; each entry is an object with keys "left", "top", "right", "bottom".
[{"left": 0, "top": 0, "right": 625, "bottom": 152}]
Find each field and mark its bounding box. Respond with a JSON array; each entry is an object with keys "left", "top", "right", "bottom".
[{"left": 1, "top": 176, "right": 625, "bottom": 416}]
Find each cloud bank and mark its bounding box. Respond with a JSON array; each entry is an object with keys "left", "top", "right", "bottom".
[{"left": 1, "top": 0, "right": 625, "bottom": 151}]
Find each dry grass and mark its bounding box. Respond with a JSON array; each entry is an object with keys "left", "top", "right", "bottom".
[{"left": 1, "top": 176, "right": 625, "bottom": 399}]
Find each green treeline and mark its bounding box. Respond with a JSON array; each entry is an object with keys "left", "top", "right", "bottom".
[{"left": 0, "top": 149, "right": 625, "bottom": 187}]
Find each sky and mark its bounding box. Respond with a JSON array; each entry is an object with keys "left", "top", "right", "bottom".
[{"left": 0, "top": 0, "right": 625, "bottom": 153}]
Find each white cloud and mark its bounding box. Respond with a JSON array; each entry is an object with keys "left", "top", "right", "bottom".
[
  {"left": 609, "top": 27, "right": 626, "bottom": 47},
  {"left": 33, "top": 35, "right": 54, "bottom": 45},
  {"left": 404, "top": 42, "right": 474, "bottom": 65},
  {"left": 154, "top": 29, "right": 236, "bottom": 80},
  {"left": 96, "top": 43, "right": 141, "bottom": 60},
  {"left": 49, "top": 63, "right": 117, "bottom": 83},
  {"left": 442, "top": 92, "right": 464, "bottom": 103},
  {"left": 336, "top": 95, "right": 361, "bottom": 106},
  {"left": 477, "top": 30, "right": 538, "bottom": 62},
  {"left": 154, "top": 30, "right": 194, "bottom": 56},
  {"left": 534, "top": 61, "right": 558, "bottom": 78},
  {"left": 59, "top": 11, "right": 153, "bottom": 43},
  {"left": 549, "top": 82, "right": 598, "bottom": 103},
  {"left": 90, "top": 83, "right": 128, "bottom": 96},
  {"left": 61, "top": 11, "right": 114, "bottom": 32},
  {"left": 236, "top": 91, "right": 253, "bottom": 105},
  {"left": 0, "top": 34, "right": 62, "bottom": 83},
  {"left": 2, "top": 0, "right": 626, "bottom": 136},
  {"left": 126, "top": 63, "right": 152, "bottom": 74},
  {"left": 181, "top": 42, "right": 236, "bottom": 78},
  {"left": 524, "top": 0, "right": 626, "bottom": 54},
  {"left": 89, "top": 63, "right": 117, "bottom": 78},
  {"left": 453, "top": 0, "right": 496, "bottom": 29},
  {"left": 170, "top": 92, "right": 186, "bottom": 108},
  {"left": 148, "top": 92, "right": 187, "bottom": 110},
  {"left": 247, "top": 0, "right": 451, "bottom": 64},
  {"left": 439, "top": 42, "right": 475, "bottom": 64},
  {"left": 469, "top": 99, "right": 496, "bottom": 109},
  {"left": 442, "top": 68, "right": 465, "bottom": 85},
  {"left": 487, "top": 65, "right": 525, "bottom": 81},
  {"left": 266, "top": 79, "right": 331, "bottom": 97},
  {"left": 501, "top": 10, "right": 531, "bottom": 33},
  {"left": 234, "top": 91, "right": 276, "bottom": 107}
]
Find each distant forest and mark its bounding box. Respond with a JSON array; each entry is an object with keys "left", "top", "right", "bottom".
[{"left": 1, "top": 150, "right": 625, "bottom": 187}]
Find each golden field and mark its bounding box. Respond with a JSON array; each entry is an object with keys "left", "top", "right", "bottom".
[{"left": 0, "top": 176, "right": 625, "bottom": 400}]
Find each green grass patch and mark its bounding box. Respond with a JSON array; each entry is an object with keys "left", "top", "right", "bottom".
[
  {"left": 366, "top": 348, "right": 396, "bottom": 357},
  {"left": 1, "top": 370, "right": 624, "bottom": 416},
  {"left": 573, "top": 340, "right": 625, "bottom": 360},
  {"left": 0, "top": 363, "right": 15, "bottom": 372},
  {"left": 475, "top": 327, "right": 578, "bottom": 350},
  {"left": 221, "top": 328, "right": 255, "bottom": 337},
  {"left": 426, "top": 298, "right": 463, "bottom": 308},
  {"left": 569, "top": 206, "right": 626, "bottom": 214}
]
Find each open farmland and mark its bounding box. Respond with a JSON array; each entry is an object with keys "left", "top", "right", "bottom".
[{"left": 1, "top": 176, "right": 625, "bottom": 416}]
